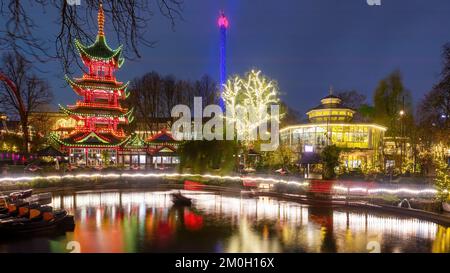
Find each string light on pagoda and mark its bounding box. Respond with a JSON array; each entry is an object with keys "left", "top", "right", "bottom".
[
  {"left": 50, "top": 1, "right": 133, "bottom": 162},
  {"left": 98, "top": 1, "right": 105, "bottom": 37}
]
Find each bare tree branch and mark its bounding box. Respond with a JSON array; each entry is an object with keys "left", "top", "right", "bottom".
[
  {"left": 0, "top": 0, "right": 184, "bottom": 72},
  {"left": 0, "top": 52, "right": 53, "bottom": 151}
]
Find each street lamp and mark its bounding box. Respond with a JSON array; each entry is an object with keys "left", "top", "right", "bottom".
[{"left": 398, "top": 109, "right": 405, "bottom": 174}]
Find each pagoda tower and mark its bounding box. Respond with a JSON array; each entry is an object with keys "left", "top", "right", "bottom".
[{"left": 51, "top": 3, "right": 133, "bottom": 166}]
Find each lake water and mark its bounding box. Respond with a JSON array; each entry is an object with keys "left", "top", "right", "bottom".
[{"left": 0, "top": 190, "right": 449, "bottom": 253}]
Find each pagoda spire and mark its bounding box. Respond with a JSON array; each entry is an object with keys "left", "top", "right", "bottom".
[{"left": 98, "top": 1, "right": 105, "bottom": 37}]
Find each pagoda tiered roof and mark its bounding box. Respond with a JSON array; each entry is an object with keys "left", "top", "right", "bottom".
[
  {"left": 74, "top": 4, "right": 124, "bottom": 67},
  {"left": 50, "top": 132, "right": 131, "bottom": 148},
  {"left": 59, "top": 104, "right": 134, "bottom": 122},
  {"left": 52, "top": 3, "right": 134, "bottom": 151},
  {"left": 146, "top": 130, "right": 177, "bottom": 144},
  {"left": 67, "top": 126, "right": 127, "bottom": 139},
  {"left": 68, "top": 102, "right": 128, "bottom": 113},
  {"left": 65, "top": 76, "right": 129, "bottom": 98},
  {"left": 123, "top": 134, "right": 146, "bottom": 149},
  {"left": 75, "top": 37, "right": 123, "bottom": 65}
]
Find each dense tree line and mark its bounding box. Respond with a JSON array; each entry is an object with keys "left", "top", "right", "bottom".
[
  {"left": 333, "top": 45, "right": 450, "bottom": 175},
  {"left": 417, "top": 43, "right": 450, "bottom": 149},
  {"left": 126, "top": 72, "right": 220, "bottom": 134}
]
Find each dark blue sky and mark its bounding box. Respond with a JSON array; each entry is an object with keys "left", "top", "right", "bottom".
[{"left": 4, "top": 0, "right": 450, "bottom": 117}]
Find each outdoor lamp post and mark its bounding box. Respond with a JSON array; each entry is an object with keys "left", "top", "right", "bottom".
[{"left": 399, "top": 109, "right": 405, "bottom": 174}]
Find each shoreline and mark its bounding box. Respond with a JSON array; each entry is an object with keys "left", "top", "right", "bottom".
[{"left": 9, "top": 181, "right": 449, "bottom": 227}]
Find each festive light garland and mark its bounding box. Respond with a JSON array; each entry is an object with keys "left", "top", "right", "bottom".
[
  {"left": 50, "top": 133, "right": 131, "bottom": 148},
  {"left": 82, "top": 74, "right": 118, "bottom": 83},
  {"left": 126, "top": 134, "right": 145, "bottom": 147},
  {"left": 51, "top": 3, "right": 133, "bottom": 153},
  {"left": 332, "top": 185, "right": 437, "bottom": 195},
  {"left": 59, "top": 104, "right": 133, "bottom": 119},
  {"left": 70, "top": 127, "right": 126, "bottom": 139},
  {"left": 65, "top": 75, "right": 129, "bottom": 92},
  {"left": 71, "top": 3, "right": 124, "bottom": 69},
  {"left": 74, "top": 38, "right": 123, "bottom": 62},
  {"left": 222, "top": 69, "right": 281, "bottom": 142},
  {"left": 0, "top": 172, "right": 309, "bottom": 188},
  {"left": 280, "top": 123, "right": 388, "bottom": 133},
  {"left": 70, "top": 101, "right": 128, "bottom": 112},
  {"left": 74, "top": 132, "right": 111, "bottom": 143},
  {"left": 98, "top": 2, "right": 105, "bottom": 36},
  {"left": 0, "top": 172, "right": 437, "bottom": 198}
]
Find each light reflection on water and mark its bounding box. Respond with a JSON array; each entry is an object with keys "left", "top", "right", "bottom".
[{"left": 0, "top": 190, "right": 449, "bottom": 253}]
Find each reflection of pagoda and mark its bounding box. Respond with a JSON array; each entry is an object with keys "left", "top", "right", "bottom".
[{"left": 51, "top": 3, "right": 133, "bottom": 166}]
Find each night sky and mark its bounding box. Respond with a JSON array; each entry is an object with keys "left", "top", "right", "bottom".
[{"left": 3, "top": 0, "right": 450, "bottom": 117}]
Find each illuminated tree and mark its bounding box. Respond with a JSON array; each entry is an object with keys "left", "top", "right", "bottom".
[
  {"left": 222, "top": 69, "right": 281, "bottom": 145},
  {"left": 435, "top": 157, "right": 450, "bottom": 203}
]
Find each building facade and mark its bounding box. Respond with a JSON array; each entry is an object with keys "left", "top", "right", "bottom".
[
  {"left": 280, "top": 94, "right": 387, "bottom": 175},
  {"left": 48, "top": 4, "right": 179, "bottom": 168}
]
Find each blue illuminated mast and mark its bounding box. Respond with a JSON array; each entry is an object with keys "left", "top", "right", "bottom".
[{"left": 218, "top": 10, "right": 229, "bottom": 110}]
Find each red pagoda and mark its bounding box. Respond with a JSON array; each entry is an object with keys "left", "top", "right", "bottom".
[{"left": 51, "top": 3, "right": 133, "bottom": 166}]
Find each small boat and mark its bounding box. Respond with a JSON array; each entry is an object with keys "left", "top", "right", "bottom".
[
  {"left": 0, "top": 192, "right": 53, "bottom": 219},
  {"left": 24, "top": 192, "right": 52, "bottom": 205},
  {"left": 0, "top": 200, "right": 29, "bottom": 219},
  {"left": 9, "top": 189, "right": 33, "bottom": 201},
  {"left": 171, "top": 192, "right": 192, "bottom": 206},
  {"left": 0, "top": 190, "right": 75, "bottom": 236},
  {"left": 0, "top": 202, "right": 42, "bottom": 220},
  {"left": 0, "top": 209, "right": 75, "bottom": 235}
]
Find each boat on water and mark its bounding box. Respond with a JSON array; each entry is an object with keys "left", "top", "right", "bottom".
[
  {"left": 0, "top": 190, "right": 52, "bottom": 216},
  {"left": 0, "top": 210, "right": 74, "bottom": 236},
  {"left": 9, "top": 189, "right": 33, "bottom": 201},
  {"left": 171, "top": 192, "right": 192, "bottom": 206},
  {"left": 0, "top": 190, "right": 75, "bottom": 236}
]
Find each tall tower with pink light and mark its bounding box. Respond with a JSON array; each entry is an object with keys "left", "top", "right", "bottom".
[{"left": 218, "top": 10, "right": 229, "bottom": 110}]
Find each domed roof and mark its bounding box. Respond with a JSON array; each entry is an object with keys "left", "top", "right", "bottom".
[{"left": 306, "top": 91, "right": 355, "bottom": 123}]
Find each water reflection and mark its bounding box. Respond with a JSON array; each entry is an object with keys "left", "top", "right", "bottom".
[{"left": 0, "top": 190, "right": 448, "bottom": 253}]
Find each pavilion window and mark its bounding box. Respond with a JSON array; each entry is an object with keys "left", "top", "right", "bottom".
[{"left": 97, "top": 65, "right": 107, "bottom": 77}]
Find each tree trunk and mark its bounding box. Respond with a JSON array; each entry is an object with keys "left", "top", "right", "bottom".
[{"left": 21, "top": 118, "right": 30, "bottom": 153}]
